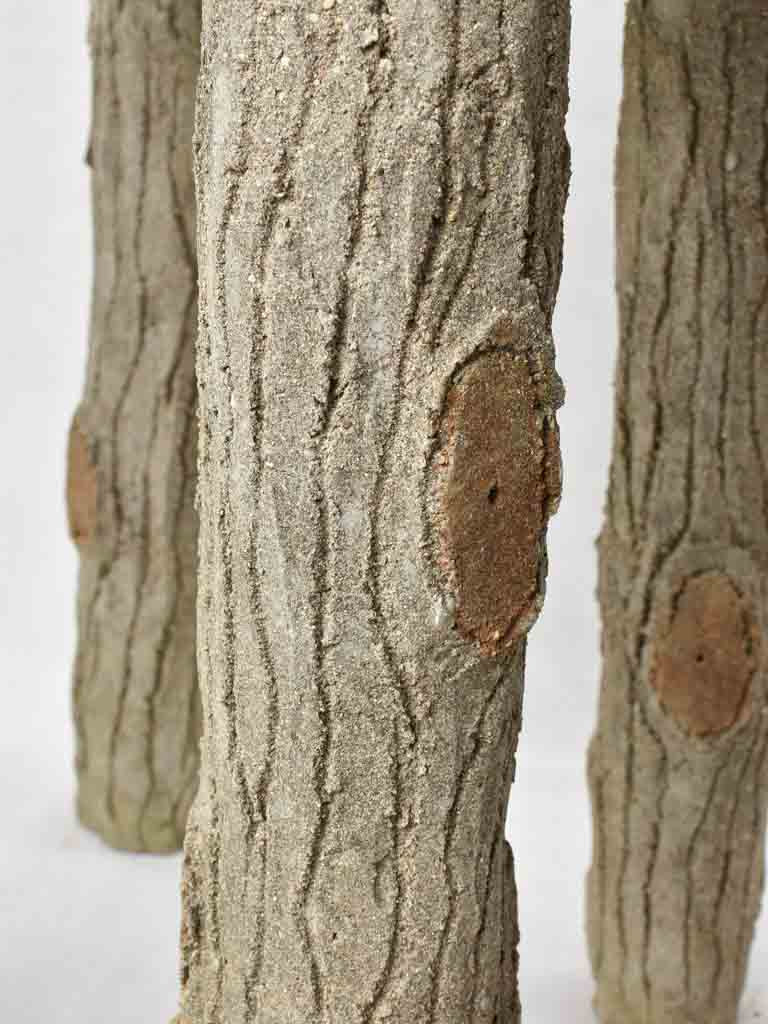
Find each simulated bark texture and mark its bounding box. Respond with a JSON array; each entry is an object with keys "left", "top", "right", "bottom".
[
  {"left": 179, "top": 1, "right": 569, "bottom": 1021},
  {"left": 70, "top": 0, "right": 201, "bottom": 853},
  {"left": 587, "top": 3, "right": 768, "bottom": 1021}
]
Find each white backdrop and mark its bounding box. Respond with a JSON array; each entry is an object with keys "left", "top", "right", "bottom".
[{"left": 0, "top": 3, "right": 765, "bottom": 1021}]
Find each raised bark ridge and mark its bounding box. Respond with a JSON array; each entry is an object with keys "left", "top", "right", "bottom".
[
  {"left": 587, "top": 4, "right": 768, "bottom": 1022},
  {"left": 178, "top": 1, "right": 570, "bottom": 1022},
  {"left": 70, "top": 0, "right": 201, "bottom": 852}
]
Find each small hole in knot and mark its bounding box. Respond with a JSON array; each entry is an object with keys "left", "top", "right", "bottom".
[{"left": 487, "top": 483, "right": 499, "bottom": 505}]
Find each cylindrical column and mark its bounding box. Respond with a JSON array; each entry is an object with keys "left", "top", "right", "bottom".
[
  {"left": 179, "top": 1, "right": 570, "bottom": 1021},
  {"left": 587, "top": 3, "right": 768, "bottom": 1021},
  {"left": 69, "top": 0, "right": 201, "bottom": 852}
]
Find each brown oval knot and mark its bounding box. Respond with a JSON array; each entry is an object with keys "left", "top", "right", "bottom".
[
  {"left": 67, "top": 412, "right": 100, "bottom": 548},
  {"left": 433, "top": 347, "right": 561, "bottom": 655},
  {"left": 649, "top": 572, "right": 759, "bottom": 737}
]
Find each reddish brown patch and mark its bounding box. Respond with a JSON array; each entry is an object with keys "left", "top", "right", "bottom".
[
  {"left": 67, "top": 413, "right": 99, "bottom": 547},
  {"left": 650, "top": 573, "right": 758, "bottom": 737},
  {"left": 435, "top": 349, "right": 560, "bottom": 654}
]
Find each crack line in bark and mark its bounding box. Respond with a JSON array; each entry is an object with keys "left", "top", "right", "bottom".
[
  {"left": 361, "top": 719, "right": 402, "bottom": 1024},
  {"left": 136, "top": 63, "right": 198, "bottom": 843},
  {"left": 749, "top": 79, "right": 768, "bottom": 538},
  {"left": 197, "top": 28, "right": 261, "bottom": 1000},
  {"left": 164, "top": 68, "right": 197, "bottom": 403},
  {"left": 362, "top": 8, "right": 464, "bottom": 1002},
  {"left": 77, "top": 5, "right": 126, "bottom": 781},
  {"left": 92, "top": 0, "right": 124, "bottom": 402},
  {"left": 228, "top": 20, "right": 322, "bottom": 1012},
  {"left": 244, "top": 34, "right": 318, "bottom": 1014},
  {"left": 167, "top": 67, "right": 196, "bottom": 278},
  {"left": 683, "top": 758, "right": 729, "bottom": 1002},
  {"left": 363, "top": 238, "right": 430, "bottom": 1019},
  {"left": 85, "top": 25, "right": 104, "bottom": 400},
  {"left": 169, "top": 399, "right": 201, "bottom": 834},
  {"left": 640, "top": 38, "right": 699, "bottom": 525},
  {"left": 682, "top": 213, "right": 705, "bottom": 542},
  {"left": 734, "top": 730, "right": 768, "bottom": 992},
  {"left": 431, "top": 103, "right": 495, "bottom": 349},
  {"left": 411, "top": 0, "right": 461, "bottom": 345},
  {"left": 637, "top": 700, "right": 668, "bottom": 1011},
  {"left": 616, "top": 679, "right": 636, "bottom": 999},
  {"left": 469, "top": 821, "right": 504, "bottom": 1018},
  {"left": 301, "top": 62, "right": 379, "bottom": 1015},
  {"left": 207, "top": 777, "right": 224, "bottom": 1022},
  {"left": 186, "top": 489, "right": 222, "bottom": 1016},
  {"left": 590, "top": 749, "right": 607, "bottom": 975},
  {"left": 709, "top": 732, "right": 762, "bottom": 1006},
  {"left": 717, "top": 345, "right": 731, "bottom": 528},
  {"left": 212, "top": 126, "right": 254, "bottom": 1024},
  {"left": 718, "top": 21, "right": 736, "bottom": 544},
  {"left": 106, "top": 27, "right": 153, "bottom": 828},
  {"left": 139, "top": 380, "right": 197, "bottom": 847},
  {"left": 469, "top": 683, "right": 519, "bottom": 1018},
  {"left": 106, "top": 27, "right": 151, "bottom": 553},
  {"left": 520, "top": 4, "right": 556, "bottom": 310},
  {"left": 614, "top": 8, "right": 651, "bottom": 545},
  {"left": 427, "top": 665, "right": 508, "bottom": 1023}
]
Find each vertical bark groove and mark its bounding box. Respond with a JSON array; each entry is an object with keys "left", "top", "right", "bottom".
[
  {"left": 588, "top": 3, "right": 768, "bottom": 1021},
  {"left": 180, "top": 2, "right": 570, "bottom": 1022},
  {"left": 70, "top": 0, "right": 201, "bottom": 852}
]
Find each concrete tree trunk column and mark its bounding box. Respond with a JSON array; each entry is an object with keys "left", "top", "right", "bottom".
[
  {"left": 587, "top": 3, "right": 768, "bottom": 1022},
  {"left": 178, "top": 1, "right": 570, "bottom": 1021},
  {"left": 68, "top": 0, "right": 201, "bottom": 853}
]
